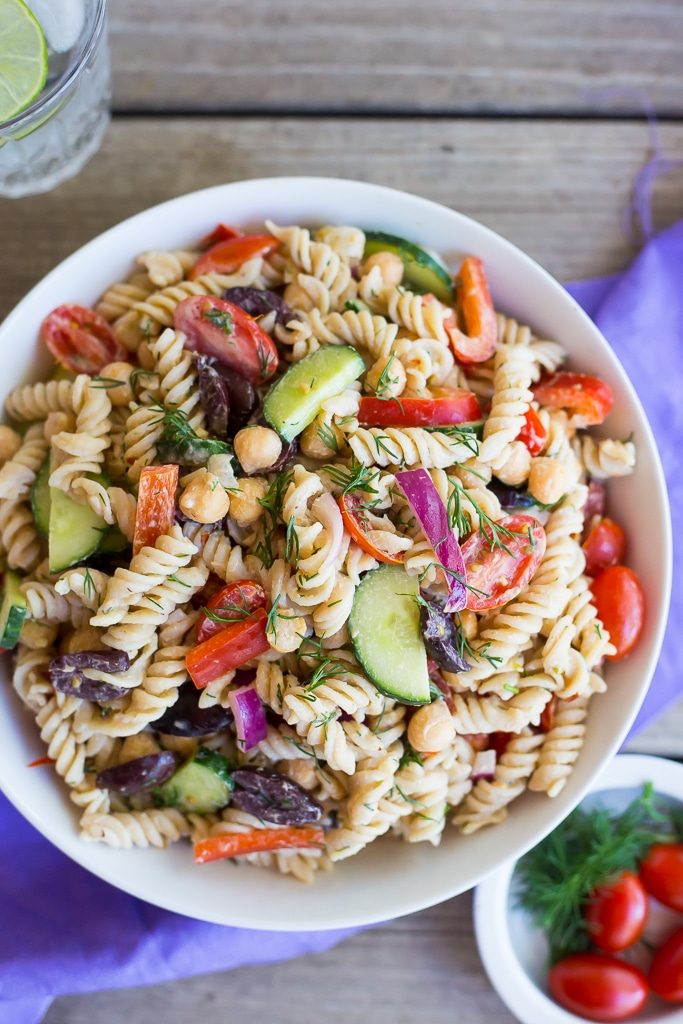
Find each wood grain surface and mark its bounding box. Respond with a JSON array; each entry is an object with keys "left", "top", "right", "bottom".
[
  {"left": 108, "top": 0, "right": 683, "bottom": 115},
  {"left": 3, "top": 116, "right": 683, "bottom": 322}
]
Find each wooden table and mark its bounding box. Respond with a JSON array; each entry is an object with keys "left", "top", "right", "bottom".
[{"left": 1, "top": 2, "right": 682, "bottom": 1020}]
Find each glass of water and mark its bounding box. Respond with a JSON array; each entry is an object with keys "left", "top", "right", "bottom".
[{"left": 0, "top": 0, "right": 110, "bottom": 198}]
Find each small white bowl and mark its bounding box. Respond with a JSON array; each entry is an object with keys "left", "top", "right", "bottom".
[
  {"left": 0, "top": 178, "right": 672, "bottom": 930},
  {"left": 475, "top": 754, "right": 683, "bottom": 1024}
]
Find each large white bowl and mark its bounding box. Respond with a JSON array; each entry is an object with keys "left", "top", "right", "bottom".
[{"left": 0, "top": 177, "right": 671, "bottom": 931}]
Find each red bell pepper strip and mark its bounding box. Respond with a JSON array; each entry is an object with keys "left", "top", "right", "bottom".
[
  {"left": 338, "top": 493, "right": 405, "bottom": 565},
  {"left": 196, "top": 579, "right": 268, "bottom": 643},
  {"left": 194, "top": 826, "right": 325, "bottom": 864},
  {"left": 198, "top": 223, "right": 243, "bottom": 248},
  {"left": 187, "top": 607, "right": 270, "bottom": 689},
  {"left": 189, "top": 235, "right": 279, "bottom": 280},
  {"left": 132, "top": 465, "right": 179, "bottom": 555},
  {"left": 446, "top": 257, "right": 498, "bottom": 364},
  {"left": 358, "top": 391, "right": 481, "bottom": 428},
  {"left": 533, "top": 372, "right": 614, "bottom": 427},
  {"left": 27, "top": 756, "right": 56, "bottom": 768},
  {"left": 517, "top": 406, "right": 548, "bottom": 456}
]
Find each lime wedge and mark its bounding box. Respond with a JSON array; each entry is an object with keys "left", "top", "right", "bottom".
[{"left": 0, "top": 0, "right": 48, "bottom": 123}]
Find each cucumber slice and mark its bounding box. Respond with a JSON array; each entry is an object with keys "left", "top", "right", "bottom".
[
  {"left": 155, "top": 747, "right": 234, "bottom": 814},
  {"left": 98, "top": 528, "right": 130, "bottom": 555},
  {"left": 0, "top": 568, "right": 27, "bottom": 649},
  {"left": 349, "top": 564, "right": 430, "bottom": 705},
  {"left": 31, "top": 458, "right": 50, "bottom": 538},
  {"left": 364, "top": 231, "right": 455, "bottom": 305},
  {"left": 263, "top": 345, "right": 365, "bottom": 441},
  {"left": 48, "top": 481, "right": 108, "bottom": 573}
]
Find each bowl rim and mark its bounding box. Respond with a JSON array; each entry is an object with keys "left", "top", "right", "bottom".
[
  {"left": 473, "top": 754, "right": 683, "bottom": 1024},
  {"left": 0, "top": 176, "right": 672, "bottom": 930}
]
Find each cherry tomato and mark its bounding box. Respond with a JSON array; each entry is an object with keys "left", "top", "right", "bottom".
[
  {"left": 446, "top": 256, "right": 498, "bottom": 364},
  {"left": 517, "top": 406, "right": 548, "bottom": 456},
  {"left": 132, "top": 465, "right": 178, "bottom": 555},
  {"left": 189, "top": 234, "right": 279, "bottom": 280},
  {"left": 584, "top": 872, "right": 648, "bottom": 952},
  {"left": 540, "top": 694, "right": 558, "bottom": 732},
  {"left": 174, "top": 295, "right": 278, "bottom": 384},
  {"left": 489, "top": 732, "right": 512, "bottom": 758},
  {"left": 358, "top": 391, "right": 481, "bottom": 429},
  {"left": 187, "top": 607, "right": 270, "bottom": 689},
  {"left": 649, "top": 926, "right": 683, "bottom": 1001},
  {"left": 591, "top": 566, "right": 645, "bottom": 659},
  {"left": 549, "top": 954, "right": 648, "bottom": 1022},
  {"left": 196, "top": 579, "right": 267, "bottom": 643},
  {"left": 462, "top": 733, "right": 490, "bottom": 752},
  {"left": 583, "top": 518, "right": 627, "bottom": 577},
  {"left": 41, "top": 304, "right": 127, "bottom": 375},
  {"left": 584, "top": 479, "right": 607, "bottom": 520},
  {"left": 533, "top": 371, "right": 614, "bottom": 427},
  {"left": 640, "top": 843, "right": 683, "bottom": 912},
  {"left": 338, "top": 493, "right": 404, "bottom": 565},
  {"left": 198, "top": 223, "right": 242, "bottom": 248},
  {"left": 462, "top": 513, "right": 546, "bottom": 611}
]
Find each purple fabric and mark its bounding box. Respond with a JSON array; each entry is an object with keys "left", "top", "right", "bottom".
[{"left": 1, "top": 221, "right": 681, "bottom": 1024}]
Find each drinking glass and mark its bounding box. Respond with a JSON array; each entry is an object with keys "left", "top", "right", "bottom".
[{"left": 0, "top": 0, "right": 110, "bottom": 198}]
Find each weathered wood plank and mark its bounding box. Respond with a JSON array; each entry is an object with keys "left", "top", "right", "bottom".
[
  {"left": 3, "top": 116, "right": 683, "bottom": 321},
  {"left": 109, "top": 0, "right": 683, "bottom": 115}
]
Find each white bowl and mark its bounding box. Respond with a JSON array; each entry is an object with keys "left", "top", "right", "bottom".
[
  {"left": 474, "top": 755, "right": 683, "bottom": 1024},
  {"left": 0, "top": 177, "right": 671, "bottom": 930}
]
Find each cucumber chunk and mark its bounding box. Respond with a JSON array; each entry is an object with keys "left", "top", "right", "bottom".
[
  {"left": 0, "top": 568, "right": 27, "bottom": 649},
  {"left": 98, "top": 528, "right": 130, "bottom": 555},
  {"left": 31, "top": 458, "right": 50, "bottom": 538},
  {"left": 364, "top": 231, "right": 455, "bottom": 305},
  {"left": 48, "top": 479, "right": 108, "bottom": 573},
  {"left": 263, "top": 346, "right": 365, "bottom": 441},
  {"left": 155, "top": 747, "right": 234, "bottom": 814},
  {"left": 349, "top": 564, "right": 430, "bottom": 705}
]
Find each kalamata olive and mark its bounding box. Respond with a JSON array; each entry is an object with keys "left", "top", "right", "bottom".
[
  {"left": 223, "top": 287, "right": 293, "bottom": 327},
  {"left": 50, "top": 650, "right": 131, "bottom": 703},
  {"left": 487, "top": 479, "right": 537, "bottom": 510},
  {"left": 153, "top": 684, "right": 233, "bottom": 736},
  {"left": 196, "top": 357, "right": 230, "bottom": 437},
  {"left": 269, "top": 436, "right": 298, "bottom": 472},
  {"left": 219, "top": 366, "right": 257, "bottom": 433},
  {"left": 420, "top": 599, "right": 468, "bottom": 672},
  {"left": 232, "top": 668, "right": 257, "bottom": 688},
  {"left": 231, "top": 766, "right": 323, "bottom": 825},
  {"left": 427, "top": 659, "right": 455, "bottom": 711},
  {"left": 96, "top": 751, "right": 178, "bottom": 794}
]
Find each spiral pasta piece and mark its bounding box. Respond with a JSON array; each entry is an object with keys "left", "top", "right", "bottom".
[
  {"left": 0, "top": 497, "right": 42, "bottom": 570},
  {"left": 478, "top": 345, "right": 534, "bottom": 468},
  {"left": 450, "top": 687, "right": 552, "bottom": 734},
  {"left": 49, "top": 376, "right": 112, "bottom": 502},
  {"left": 453, "top": 730, "right": 544, "bottom": 833},
  {"left": 12, "top": 645, "right": 53, "bottom": 712},
  {"left": 35, "top": 694, "right": 87, "bottom": 786},
  {"left": 136, "top": 249, "right": 199, "bottom": 288},
  {"left": 91, "top": 644, "right": 189, "bottom": 736},
  {"left": 347, "top": 426, "right": 477, "bottom": 469},
  {"left": 5, "top": 378, "right": 75, "bottom": 422},
  {"left": 529, "top": 698, "right": 589, "bottom": 797},
  {"left": 80, "top": 808, "right": 209, "bottom": 849},
  {"left": 0, "top": 424, "right": 48, "bottom": 499},
  {"left": 578, "top": 436, "right": 636, "bottom": 479}
]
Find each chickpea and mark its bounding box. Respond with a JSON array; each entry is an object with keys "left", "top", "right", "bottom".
[
  {"left": 281, "top": 757, "right": 317, "bottom": 791},
  {"left": 43, "top": 411, "right": 74, "bottom": 442},
  {"left": 59, "top": 625, "right": 106, "bottom": 654},
  {"left": 364, "top": 353, "right": 407, "bottom": 399},
  {"left": 112, "top": 310, "right": 144, "bottom": 353},
  {"left": 229, "top": 477, "right": 268, "bottom": 527},
  {"left": 457, "top": 458, "right": 492, "bottom": 489},
  {"left": 0, "top": 425, "right": 21, "bottom": 465},
  {"left": 99, "top": 361, "right": 136, "bottom": 406},
  {"left": 234, "top": 425, "right": 283, "bottom": 475},
  {"left": 120, "top": 733, "right": 160, "bottom": 762},
  {"left": 496, "top": 440, "right": 531, "bottom": 487},
  {"left": 158, "top": 734, "right": 199, "bottom": 759},
  {"left": 362, "top": 250, "right": 404, "bottom": 287},
  {"left": 268, "top": 612, "right": 307, "bottom": 654},
  {"left": 283, "top": 281, "right": 315, "bottom": 313},
  {"left": 19, "top": 620, "right": 58, "bottom": 650},
  {"left": 179, "top": 469, "right": 230, "bottom": 524},
  {"left": 136, "top": 339, "right": 157, "bottom": 371},
  {"left": 207, "top": 453, "right": 238, "bottom": 490},
  {"left": 528, "top": 457, "right": 568, "bottom": 506},
  {"left": 300, "top": 417, "right": 343, "bottom": 459},
  {"left": 458, "top": 608, "right": 478, "bottom": 641},
  {"left": 408, "top": 701, "right": 456, "bottom": 754}
]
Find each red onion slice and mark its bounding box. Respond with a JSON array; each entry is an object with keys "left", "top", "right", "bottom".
[
  {"left": 227, "top": 684, "right": 268, "bottom": 751},
  {"left": 396, "top": 468, "right": 467, "bottom": 612}
]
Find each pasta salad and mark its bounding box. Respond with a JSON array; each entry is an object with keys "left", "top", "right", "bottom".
[{"left": 2, "top": 220, "right": 644, "bottom": 882}]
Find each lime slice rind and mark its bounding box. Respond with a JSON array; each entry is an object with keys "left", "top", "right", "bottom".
[{"left": 0, "top": 0, "right": 48, "bottom": 123}]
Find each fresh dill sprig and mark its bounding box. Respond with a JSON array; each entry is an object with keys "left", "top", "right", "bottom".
[
  {"left": 451, "top": 612, "right": 502, "bottom": 671},
  {"left": 446, "top": 476, "right": 531, "bottom": 554},
  {"left": 426, "top": 425, "right": 480, "bottom": 456},
  {"left": 90, "top": 376, "right": 126, "bottom": 390},
  {"left": 316, "top": 420, "right": 340, "bottom": 453},
  {"left": 322, "top": 459, "right": 380, "bottom": 497},
  {"left": 256, "top": 468, "right": 293, "bottom": 568}
]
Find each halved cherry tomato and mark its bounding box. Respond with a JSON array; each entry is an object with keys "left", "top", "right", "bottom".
[
  {"left": 584, "top": 479, "right": 607, "bottom": 520},
  {"left": 189, "top": 234, "right": 279, "bottom": 280},
  {"left": 489, "top": 732, "right": 512, "bottom": 758},
  {"left": 132, "top": 465, "right": 178, "bottom": 555},
  {"left": 540, "top": 694, "right": 558, "bottom": 732},
  {"left": 640, "top": 843, "right": 683, "bottom": 912},
  {"left": 358, "top": 391, "right": 481, "bottom": 428},
  {"left": 41, "top": 304, "right": 127, "bottom": 375},
  {"left": 649, "top": 926, "right": 683, "bottom": 1001},
  {"left": 446, "top": 256, "right": 498, "bottom": 364},
  {"left": 584, "top": 872, "right": 648, "bottom": 952},
  {"left": 338, "top": 493, "right": 404, "bottom": 565},
  {"left": 187, "top": 607, "right": 270, "bottom": 689},
  {"left": 462, "top": 513, "right": 546, "bottom": 611},
  {"left": 198, "top": 223, "right": 242, "bottom": 248},
  {"left": 196, "top": 579, "right": 267, "bottom": 643},
  {"left": 591, "top": 565, "right": 645, "bottom": 659},
  {"left": 174, "top": 295, "right": 278, "bottom": 383},
  {"left": 549, "top": 954, "right": 648, "bottom": 1022},
  {"left": 194, "top": 825, "right": 325, "bottom": 864},
  {"left": 517, "top": 407, "right": 547, "bottom": 456},
  {"left": 533, "top": 371, "right": 614, "bottom": 427},
  {"left": 583, "top": 517, "right": 626, "bottom": 577}
]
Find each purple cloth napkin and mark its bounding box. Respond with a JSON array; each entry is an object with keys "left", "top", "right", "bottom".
[{"left": 2, "top": 220, "right": 681, "bottom": 1024}]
